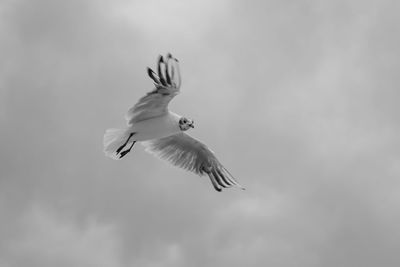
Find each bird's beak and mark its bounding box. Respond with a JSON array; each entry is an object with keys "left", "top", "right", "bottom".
[{"left": 190, "top": 121, "right": 194, "bottom": 128}]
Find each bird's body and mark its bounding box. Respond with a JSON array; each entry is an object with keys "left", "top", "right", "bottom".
[
  {"left": 128, "top": 111, "right": 181, "bottom": 141},
  {"left": 104, "top": 53, "right": 243, "bottom": 191}
]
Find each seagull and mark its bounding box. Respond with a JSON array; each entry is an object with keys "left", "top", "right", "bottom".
[{"left": 103, "top": 53, "right": 244, "bottom": 192}]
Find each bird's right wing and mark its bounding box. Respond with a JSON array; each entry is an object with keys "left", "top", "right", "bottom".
[
  {"left": 125, "top": 54, "right": 181, "bottom": 125},
  {"left": 142, "top": 133, "right": 244, "bottom": 192}
]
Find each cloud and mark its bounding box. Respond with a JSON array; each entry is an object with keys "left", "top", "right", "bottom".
[
  {"left": 1, "top": 0, "right": 400, "bottom": 266},
  {"left": 2, "top": 206, "right": 122, "bottom": 267}
]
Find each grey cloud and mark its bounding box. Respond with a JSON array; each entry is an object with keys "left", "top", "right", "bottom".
[{"left": 1, "top": 0, "right": 400, "bottom": 266}]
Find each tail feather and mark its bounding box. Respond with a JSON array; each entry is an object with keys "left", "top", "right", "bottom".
[{"left": 103, "top": 128, "right": 132, "bottom": 160}]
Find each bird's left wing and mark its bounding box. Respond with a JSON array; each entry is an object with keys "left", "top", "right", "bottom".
[
  {"left": 142, "top": 133, "right": 244, "bottom": 192},
  {"left": 125, "top": 54, "right": 181, "bottom": 125}
]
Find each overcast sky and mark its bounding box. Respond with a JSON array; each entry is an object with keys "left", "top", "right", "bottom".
[{"left": 1, "top": 0, "right": 400, "bottom": 266}]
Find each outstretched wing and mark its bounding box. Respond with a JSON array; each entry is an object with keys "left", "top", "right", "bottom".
[
  {"left": 142, "top": 133, "right": 244, "bottom": 192},
  {"left": 126, "top": 53, "right": 182, "bottom": 125}
]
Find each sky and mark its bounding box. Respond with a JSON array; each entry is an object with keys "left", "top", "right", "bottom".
[{"left": 1, "top": 0, "right": 400, "bottom": 266}]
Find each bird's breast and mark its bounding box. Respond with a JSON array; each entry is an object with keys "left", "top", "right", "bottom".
[{"left": 130, "top": 113, "right": 181, "bottom": 141}]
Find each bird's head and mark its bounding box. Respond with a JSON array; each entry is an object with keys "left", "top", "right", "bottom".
[{"left": 179, "top": 117, "right": 194, "bottom": 131}]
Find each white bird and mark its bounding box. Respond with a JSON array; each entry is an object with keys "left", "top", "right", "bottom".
[{"left": 103, "top": 54, "right": 244, "bottom": 192}]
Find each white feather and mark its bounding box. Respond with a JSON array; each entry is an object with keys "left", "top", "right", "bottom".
[{"left": 142, "top": 133, "right": 244, "bottom": 191}]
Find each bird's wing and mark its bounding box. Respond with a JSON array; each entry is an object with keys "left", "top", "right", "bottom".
[
  {"left": 125, "top": 54, "right": 181, "bottom": 125},
  {"left": 141, "top": 133, "right": 244, "bottom": 192}
]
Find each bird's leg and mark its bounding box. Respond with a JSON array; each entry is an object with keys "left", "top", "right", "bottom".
[
  {"left": 116, "top": 133, "right": 134, "bottom": 155},
  {"left": 119, "top": 141, "right": 136, "bottom": 158}
]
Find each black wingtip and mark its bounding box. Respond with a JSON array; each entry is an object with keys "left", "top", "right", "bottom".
[
  {"left": 165, "top": 64, "right": 171, "bottom": 85},
  {"left": 159, "top": 77, "right": 167, "bottom": 86},
  {"left": 212, "top": 170, "right": 229, "bottom": 189},
  {"left": 157, "top": 55, "right": 167, "bottom": 86},
  {"left": 147, "top": 67, "right": 154, "bottom": 76},
  {"left": 207, "top": 172, "right": 223, "bottom": 192},
  {"left": 147, "top": 67, "right": 160, "bottom": 84}
]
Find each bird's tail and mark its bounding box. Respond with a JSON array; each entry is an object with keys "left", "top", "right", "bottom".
[{"left": 103, "top": 128, "right": 135, "bottom": 160}]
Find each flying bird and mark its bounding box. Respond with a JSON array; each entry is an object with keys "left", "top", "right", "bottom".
[{"left": 103, "top": 54, "right": 244, "bottom": 192}]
